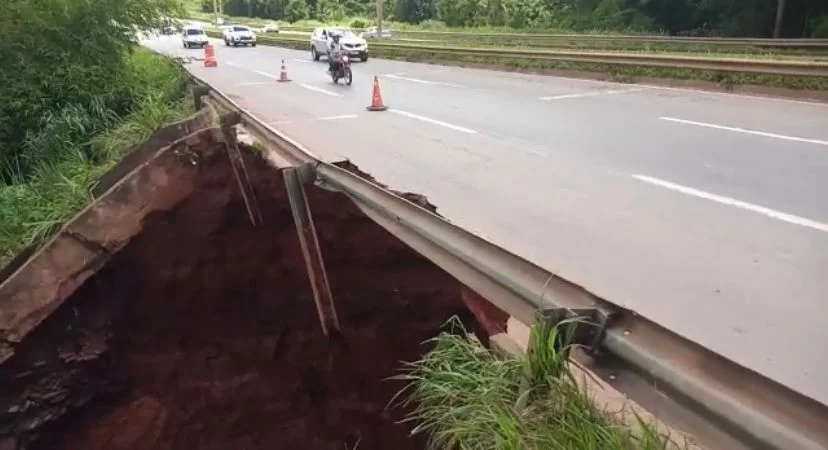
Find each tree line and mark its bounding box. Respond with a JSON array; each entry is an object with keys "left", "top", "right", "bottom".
[{"left": 206, "top": 0, "right": 828, "bottom": 37}]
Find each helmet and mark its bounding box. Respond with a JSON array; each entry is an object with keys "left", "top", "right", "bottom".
[{"left": 330, "top": 30, "right": 343, "bottom": 41}]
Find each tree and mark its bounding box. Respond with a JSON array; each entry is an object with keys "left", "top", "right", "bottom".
[
  {"left": 0, "top": 0, "right": 182, "bottom": 178},
  {"left": 773, "top": 0, "right": 785, "bottom": 38}
]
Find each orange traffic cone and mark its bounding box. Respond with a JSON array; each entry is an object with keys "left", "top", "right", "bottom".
[
  {"left": 278, "top": 59, "right": 291, "bottom": 82},
  {"left": 204, "top": 44, "right": 218, "bottom": 67},
  {"left": 366, "top": 76, "right": 388, "bottom": 112}
]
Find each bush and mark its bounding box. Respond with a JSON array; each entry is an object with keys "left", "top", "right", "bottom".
[
  {"left": 0, "top": 0, "right": 180, "bottom": 181},
  {"left": 350, "top": 18, "right": 369, "bottom": 28}
]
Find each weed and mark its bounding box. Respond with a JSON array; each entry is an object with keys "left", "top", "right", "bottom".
[{"left": 392, "top": 317, "right": 682, "bottom": 450}]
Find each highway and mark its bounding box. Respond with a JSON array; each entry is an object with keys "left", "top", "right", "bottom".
[{"left": 143, "top": 34, "right": 828, "bottom": 407}]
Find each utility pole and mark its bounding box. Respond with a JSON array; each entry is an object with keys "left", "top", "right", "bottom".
[
  {"left": 213, "top": 0, "right": 219, "bottom": 24},
  {"left": 376, "top": 0, "right": 383, "bottom": 39}
]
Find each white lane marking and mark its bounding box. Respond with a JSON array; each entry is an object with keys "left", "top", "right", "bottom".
[
  {"left": 660, "top": 117, "right": 828, "bottom": 147},
  {"left": 254, "top": 69, "right": 279, "bottom": 80},
  {"left": 633, "top": 174, "right": 828, "bottom": 233},
  {"left": 235, "top": 81, "right": 271, "bottom": 87},
  {"left": 389, "top": 109, "right": 477, "bottom": 134},
  {"left": 384, "top": 74, "right": 464, "bottom": 88},
  {"left": 539, "top": 88, "right": 641, "bottom": 101},
  {"left": 292, "top": 58, "right": 312, "bottom": 64},
  {"left": 226, "top": 61, "right": 242, "bottom": 67},
  {"left": 299, "top": 83, "right": 342, "bottom": 97},
  {"left": 318, "top": 114, "right": 359, "bottom": 121}
]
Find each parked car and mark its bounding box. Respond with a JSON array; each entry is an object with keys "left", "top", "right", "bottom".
[
  {"left": 310, "top": 28, "right": 368, "bottom": 62},
  {"left": 223, "top": 25, "right": 257, "bottom": 47},
  {"left": 361, "top": 26, "right": 393, "bottom": 39},
  {"left": 262, "top": 23, "right": 280, "bottom": 33},
  {"left": 182, "top": 25, "right": 208, "bottom": 49}
]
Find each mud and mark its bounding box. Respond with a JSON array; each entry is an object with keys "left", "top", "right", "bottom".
[{"left": 2, "top": 140, "right": 484, "bottom": 450}]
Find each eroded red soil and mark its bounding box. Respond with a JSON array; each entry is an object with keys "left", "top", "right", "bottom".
[{"left": 7, "top": 145, "right": 481, "bottom": 450}]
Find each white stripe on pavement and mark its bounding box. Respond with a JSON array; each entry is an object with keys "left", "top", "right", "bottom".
[
  {"left": 226, "top": 61, "right": 242, "bottom": 67},
  {"left": 633, "top": 174, "right": 828, "bottom": 233},
  {"left": 389, "top": 109, "right": 477, "bottom": 134},
  {"left": 660, "top": 117, "right": 828, "bottom": 147},
  {"left": 384, "top": 74, "right": 464, "bottom": 88},
  {"left": 235, "top": 82, "right": 272, "bottom": 87},
  {"left": 318, "top": 114, "right": 359, "bottom": 121},
  {"left": 539, "top": 88, "right": 641, "bottom": 101},
  {"left": 292, "top": 58, "right": 312, "bottom": 64},
  {"left": 254, "top": 69, "right": 279, "bottom": 79},
  {"left": 299, "top": 83, "right": 342, "bottom": 97}
]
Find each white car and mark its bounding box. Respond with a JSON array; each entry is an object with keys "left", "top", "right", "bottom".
[
  {"left": 262, "top": 23, "right": 280, "bottom": 33},
  {"left": 223, "top": 25, "right": 257, "bottom": 47},
  {"left": 310, "top": 28, "right": 368, "bottom": 62},
  {"left": 182, "top": 26, "right": 208, "bottom": 49},
  {"left": 361, "top": 26, "right": 393, "bottom": 39}
]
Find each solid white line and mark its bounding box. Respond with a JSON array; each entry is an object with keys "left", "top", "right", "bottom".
[
  {"left": 318, "top": 114, "right": 358, "bottom": 121},
  {"left": 253, "top": 69, "right": 279, "bottom": 79},
  {"left": 235, "top": 81, "right": 271, "bottom": 87},
  {"left": 299, "top": 83, "right": 342, "bottom": 97},
  {"left": 539, "top": 88, "right": 641, "bottom": 101},
  {"left": 384, "top": 74, "right": 464, "bottom": 88},
  {"left": 225, "top": 61, "right": 241, "bottom": 67},
  {"left": 292, "top": 58, "right": 312, "bottom": 64},
  {"left": 389, "top": 109, "right": 477, "bottom": 134},
  {"left": 660, "top": 117, "right": 828, "bottom": 147},
  {"left": 633, "top": 174, "right": 828, "bottom": 233}
]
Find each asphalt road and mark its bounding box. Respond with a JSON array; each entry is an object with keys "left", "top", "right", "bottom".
[{"left": 144, "top": 34, "right": 828, "bottom": 406}]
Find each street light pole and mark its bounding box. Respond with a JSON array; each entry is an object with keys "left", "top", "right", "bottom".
[
  {"left": 376, "top": 0, "right": 384, "bottom": 38},
  {"left": 213, "top": 0, "right": 218, "bottom": 24}
]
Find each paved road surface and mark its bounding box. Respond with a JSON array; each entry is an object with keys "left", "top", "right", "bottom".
[{"left": 144, "top": 35, "right": 828, "bottom": 406}]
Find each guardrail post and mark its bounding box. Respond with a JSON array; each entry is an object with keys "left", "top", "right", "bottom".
[
  {"left": 218, "top": 123, "right": 263, "bottom": 227},
  {"left": 192, "top": 85, "right": 210, "bottom": 110},
  {"left": 283, "top": 165, "right": 340, "bottom": 337}
]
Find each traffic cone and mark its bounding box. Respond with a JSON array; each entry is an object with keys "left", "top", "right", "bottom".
[
  {"left": 366, "top": 76, "right": 389, "bottom": 111},
  {"left": 278, "top": 59, "right": 291, "bottom": 82},
  {"left": 204, "top": 44, "right": 218, "bottom": 68}
]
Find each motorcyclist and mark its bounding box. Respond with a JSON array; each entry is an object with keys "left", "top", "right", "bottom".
[{"left": 327, "top": 31, "right": 345, "bottom": 73}]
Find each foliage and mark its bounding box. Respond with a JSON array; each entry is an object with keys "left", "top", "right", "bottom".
[
  {"left": 200, "top": 0, "right": 828, "bottom": 38},
  {"left": 392, "top": 318, "right": 681, "bottom": 450},
  {"left": 0, "top": 49, "right": 191, "bottom": 268},
  {"left": 0, "top": 0, "right": 182, "bottom": 181}
]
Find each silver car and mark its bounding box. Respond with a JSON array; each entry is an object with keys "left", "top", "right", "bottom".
[{"left": 310, "top": 28, "right": 368, "bottom": 62}]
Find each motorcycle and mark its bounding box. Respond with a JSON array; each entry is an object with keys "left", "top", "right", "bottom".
[{"left": 330, "top": 54, "right": 353, "bottom": 85}]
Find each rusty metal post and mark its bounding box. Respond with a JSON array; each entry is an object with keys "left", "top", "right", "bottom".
[
  {"left": 219, "top": 124, "right": 263, "bottom": 227},
  {"left": 283, "top": 166, "right": 340, "bottom": 337}
]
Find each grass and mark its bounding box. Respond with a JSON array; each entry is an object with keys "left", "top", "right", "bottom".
[
  {"left": 392, "top": 317, "right": 682, "bottom": 450},
  {"left": 0, "top": 48, "right": 193, "bottom": 268}
]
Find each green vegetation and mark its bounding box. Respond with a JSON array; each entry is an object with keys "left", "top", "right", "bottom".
[
  {"left": 393, "top": 318, "right": 682, "bottom": 449},
  {"left": 0, "top": 0, "right": 192, "bottom": 268},
  {"left": 197, "top": 0, "right": 827, "bottom": 38}
]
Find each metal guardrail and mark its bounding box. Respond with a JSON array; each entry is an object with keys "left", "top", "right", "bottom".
[
  {"left": 188, "top": 71, "right": 828, "bottom": 449},
  {"left": 204, "top": 30, "right": 828, "bottom": 78}
]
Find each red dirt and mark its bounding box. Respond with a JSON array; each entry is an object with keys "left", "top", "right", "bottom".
[{"left": 9, "top": 145, "right": 481, "bottom": 450}]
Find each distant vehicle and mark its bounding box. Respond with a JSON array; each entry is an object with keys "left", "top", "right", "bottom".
[
  {"left": 223, "top": 25, "right": 257, "bottom": 47},
  {"left": 361, "top": 26, "right": 393, "bottom": 39},
  {"left": 310, "top": 28, "right": 368, "bottom": 62},
  {"left": 160, "top": 17, "right": 180, "bottom": 35},
  {"left": 262, "top": 23, "right": 280, "bottom": 33},
  {"left": 182, "top": 26, "right": 208, "bottom": 49}
]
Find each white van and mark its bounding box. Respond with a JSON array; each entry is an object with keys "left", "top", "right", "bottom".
[{"left": 182, "top": 25, "right": 208, "bottom": 49}]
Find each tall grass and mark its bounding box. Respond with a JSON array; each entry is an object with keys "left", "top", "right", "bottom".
[
  {"left": 0, "top": 49, "right": 192, "bottom": 268},
  {"left": 393, "top": 318, "right": 681, "bottom": 450}
]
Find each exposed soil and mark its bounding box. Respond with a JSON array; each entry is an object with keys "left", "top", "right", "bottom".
[{"left": 2, "top": 140, "right": 484, "bottom": 450}]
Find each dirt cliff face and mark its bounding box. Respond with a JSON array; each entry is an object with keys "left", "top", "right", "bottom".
[{"left": 5, "top": 144, "right": 481, "bottom": 450}]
